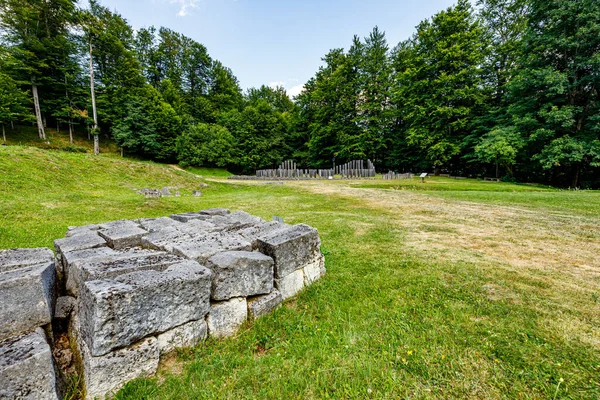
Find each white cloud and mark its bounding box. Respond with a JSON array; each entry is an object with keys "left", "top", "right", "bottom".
[
  {"left": 170, "top": 0, "right": 200, "bottom": 17},
  {"left": 268, "top": 81, "right": 286, "bottom": 89},
  {"left": 266, "top": 79, "right": 304, "bottom": 98},
  {"left": 287, "top": 84, "right": 305, "bottom": 98}
]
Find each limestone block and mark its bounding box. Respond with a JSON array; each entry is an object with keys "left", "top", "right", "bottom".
[
  {"left": 170, "top": 212, "right": 210, "bottom": 223},
  {"left": 177, "top": 219, "right": 220, "bottom": 237},
  {"left": 54, "top": 296, "right": 76, "bottom": 319},
  {"left": 98, "top": 220, "right": 147, "bottom": 250},
  {"left": 207, "top": 297, "right": 247, "bottom": 338},
  {"left": 221, "top": 211, "right": 263, "bottom": 229},
  {"left": 66, "top": 249, "right": 185, "bottom": 296},
  {"left": 247, "top": 290, "right": 283, "bottom": 320},
  {"left": 157, "top": 319, "right": 207, "bottom": 355},
  {"left": 0, "top": 247, "right": 54, "bottom": 273},
  {"left": 65, "top": 224, "right": 100, "bottom": 238},
  {"left": 61, "top": 247, "right": 121, "bottom": 274},
  {"left": 237, "top": 221, "right": 289, "bottom": 249},
  {"left": 0, "top": 329, "right": 59, "bottom": 400},
  {"left": 258, "top": 224, "right": 322, "bottom": 278},
  {"left": 80, "top": 336, "right": 159, "bottom": 400},
  {"left": 138, "top": 217, "right": 183, "bottom": 232},
  {"left": 275, "top": 269, "right": 305, "bottom": 300},
  {"left": 141, "top": 227, "right": 193, "bottom": 252},
  {"left": 207, "top": 251, "right": 274, "bottom": 301},
  {"left": 172, "top": 232, "right": 252, "bottom": 264},
  {"left": 54, "top": 232, "right": 107, "bottom": 273},
  {"left": 199, "top": 208, "right": 230, "bottom": 216},
  {"left": 79, "top": 260, "right": 212, "bottom": 356},
  {"left": 303, "top": 254, "right": 326, "bottom": 285},
  {"left": 0, "top": 261, "right": 55, "bottom": 341}
]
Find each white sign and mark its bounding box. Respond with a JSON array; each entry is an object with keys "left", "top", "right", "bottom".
[{"left": 420, "top": 173, "right": 428, "bottom": 178}]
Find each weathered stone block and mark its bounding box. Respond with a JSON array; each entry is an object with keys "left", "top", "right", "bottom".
[
  {"left": 141, "top": 227, "right": 193, "bottom": 252},
  {"left": 98, "top": 220, "right": 147, "bottom": 250},
  {"left": 303, "top": 254, "right": 326, "bottom": 285},
  {"left": 138, "top": 217, "right": 183, "bottom": 232},
  {"left": 61, "top": 247, "right": 121, "bottom": 273},
  {"left": 79, "top": 260, "right": 212, "bottom": 356},
  {"left": 54, "top": 296, "right": 76, "bottom": 319},
  {"left": 275, "top": 269, "right": 305, "bottom": 300},
  {"left": 0, "top": 261, "right": 55, "bottom": 341},
  {"left": 54, "top": 232, "right": 107, "bottom": 273},
  {"left": 0, "top": 247, "right": 54, "bottom": 273},
  {"left": 177, "top": 218, "right": 220, "bottom": 236},
  {"left": 80, "top": 336, "right": 159, "bottom": 400},
  {"left": 237, "top": 221, "right": 289, "bottom": 249},
  {"left": 173, "top": 232, "right": 252, "bottom": 264},
  {"left": 0, "top": 329, "right": 59, "bottom": 400},
  {"left": 157, "top": 319, "right": 207, "bottom": 355},
  {"left": 207, "top": 297, "right": 247, "bottom": 338},
  {"left": 222, "top": 211, "right": 263, "bottom": 228},
  {"left": 247, "top": 290, "right": 283, "bottom": 320},
  {"left": 65, "top": 224, "right": 100, "bottom": 238},
  {"left": 207, "top": 251, "right": 274, "bottom": 301},
  {"left": 170, "top": 212, "right": 210, "bottom": 223},
  {"left": 66, "top": 249, "right": 185, "bottom": 296},
  {"left": 55, "top": 231, "right": 107, "bottom": 255},
  {"left": 199, "top": 208, "right": 230, "bottom": 216},
  {"left": 258, "top": 224, "right": 321, "bottom": 278}
]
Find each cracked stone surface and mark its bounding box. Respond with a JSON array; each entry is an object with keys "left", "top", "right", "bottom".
[
  {"left": 208, "top": 251, "right": 274, "bottom": 301},
  {"left": 79, "top": 260, "right": 212, "bottom": 356},
  {"left": 0, "top": 329, "right": 59, "bottom": 400}
]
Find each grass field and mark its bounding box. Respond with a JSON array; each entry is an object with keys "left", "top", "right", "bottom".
[
  {"left": 2, "top": 124, "right": 121, "bottom": 155},
  {"left": 1, "top": 146, "right": 599, "bottom": 399}
]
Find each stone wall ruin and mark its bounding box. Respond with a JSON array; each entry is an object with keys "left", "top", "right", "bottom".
[{"left": 0, "top": 209, "right": 325, "bottom": 399}]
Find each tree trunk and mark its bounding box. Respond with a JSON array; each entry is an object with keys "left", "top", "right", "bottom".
[
  {"left": 10, "top": 121, "right": 13, "bottom": 130},
  {"left": 506, "top": 164, "right": 514, "bottom": 177},
  {"left": 571, "top": 164, "right": 581, "bottom": 188},
  {"left": 2, "top": 124, "right": 5, "bottom": 143},
  {"left": 31, "top": 83, "right": 45, "bottom": 140},
  {"left": 57, "top": 121, "right": 60, "bottom": 133},
  {"left": 68, "top": 120, "right": 73, "bottom": 144},
  {"left": 90, "top": 41, "right": 99, "bottom": 155}
]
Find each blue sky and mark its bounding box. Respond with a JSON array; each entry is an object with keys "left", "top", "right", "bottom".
[{"left": 97, "top": 0, "right": 460, "bottom": 96}]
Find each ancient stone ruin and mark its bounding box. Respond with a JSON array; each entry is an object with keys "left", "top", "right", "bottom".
[{"left": 0, "top": 209, "right": 325, "bottom": 399}]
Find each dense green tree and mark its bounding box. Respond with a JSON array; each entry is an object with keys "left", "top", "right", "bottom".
[
  {"left": 354, "top": 27, "right": 392, "bottom": 164},
  {"left": 219, "top": 99, "right": 290, "bottom": 174},
  {"left": 394, "top": 0, "right": 487, "bottom": 172},
  {"left": 246, "top": 85, "right": 294, "bottom": 114},
  {"left": 506, "top": 0, "right": 600, "bottom": 187},
  {"left": 176, "top": 123, "right": 235, "bottom": 168},
  {"left": 475, "top": 126, "right": 524, "bottom": 178},
  {"left": 0, "top": 71, "right": 31, "bottom": 141},
  {"left": 0, "top": 0, "right": 78, "bottom": 139},
  {"left": 112, "top": 85, "right": 182, "bottom": 161}
]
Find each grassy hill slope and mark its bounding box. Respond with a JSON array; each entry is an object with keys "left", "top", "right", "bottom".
[{"left": 0, "top": 146, "right": 234, "bottom": 249}]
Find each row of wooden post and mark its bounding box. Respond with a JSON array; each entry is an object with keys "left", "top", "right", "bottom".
[{"left": 382, "top": 171, "right": 414, "bottom": 180}]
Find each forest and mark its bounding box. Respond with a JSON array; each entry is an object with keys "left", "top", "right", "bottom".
[{"left": 0, "top": 0, "right": 598, "bottom": 187}]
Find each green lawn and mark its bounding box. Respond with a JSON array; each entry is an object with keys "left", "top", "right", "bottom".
[
  {"left": 2, "top": 124, "right": 121, "bottom": 155},
  {"left": 1, "top": 146, "right": 599, "bottom": 399}
]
